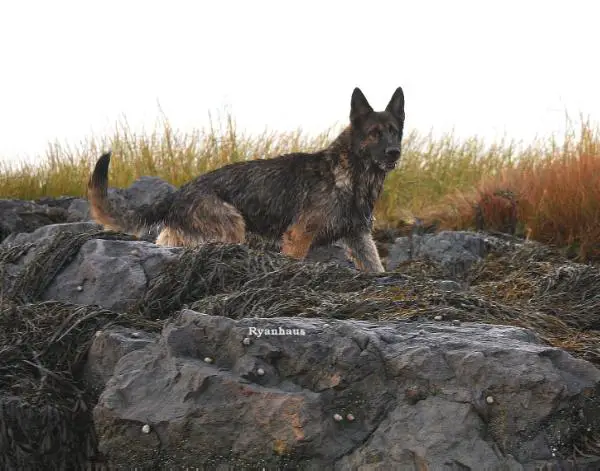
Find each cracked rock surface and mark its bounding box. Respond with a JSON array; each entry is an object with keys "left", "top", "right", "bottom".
[
  {"left": 92, "top": 311, "right": 600, "bottom": 470},
  {"left": 41, "top": 238, "right": 182, "bottom": 312}
]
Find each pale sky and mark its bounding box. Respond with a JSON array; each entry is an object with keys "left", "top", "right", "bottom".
[{"left": 1, "top": 0, "right": 598, "bottom": 163}]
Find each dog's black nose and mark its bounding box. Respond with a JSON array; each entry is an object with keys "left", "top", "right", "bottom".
[{"left": 385, "top": 147, "right": 401, "bottom": 158}]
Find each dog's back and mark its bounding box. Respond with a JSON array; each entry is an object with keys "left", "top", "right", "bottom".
[{"left": 169, "top": 150, "right": 334, "bottom": 240}]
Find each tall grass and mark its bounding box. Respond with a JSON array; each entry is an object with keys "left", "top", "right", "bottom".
[
  {"left": 426, "top": 118, "right": 600, "bottom": 261},
  {"left": 1, "top": 111, "right": 600, "bottom": 260},
  {"left": 0, "top": 114, "right": 336, "bottom": 200}
]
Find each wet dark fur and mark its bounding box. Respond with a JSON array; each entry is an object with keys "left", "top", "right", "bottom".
[{"left": 88, "top": 87, "right": 405, "bottom": 272}]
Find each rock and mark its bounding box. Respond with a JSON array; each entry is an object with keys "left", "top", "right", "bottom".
[
  {"left": 0, "top": 222, "right": 180, "bottom": 312},
  {"left": 107, "top": 175, "right": 177, "bottom": 209},
  {"left": 35, "top": 196, "right": 91, "bottom": 222},
  {"left": 434, "top": 279, "right": 463, "bottom": 292},
  {"left": 0, "top": 199, "right": 71, "bottom": 242},
  {"left": 84, "top": 326, "right": 158, "bottom": 395},
  {"left": 92, "top": 312, "right": 600, "bottom": 469},
  {"left": 386, "top": 230, "right": 511, "bottom": 276},
  {"left": 305, "top": 243, "right": 354, "bottom": 269},
  {"left": 40, "top": 238, "right": 181, "bottom": 312},
  {"left": 1, "top": 221, "right": 101, "bottom": 246},
  {"left": 65, "top": 198, "right": 92, "bottom": 221},
  {"left": 33, "top": 176, "right": 177, "bottom": 229},
  {"left": 2, "top": 216, "right": 600, "bottom": 469},
  {"left": 102, "top": 176, "right": 177, "bottom": 241}
]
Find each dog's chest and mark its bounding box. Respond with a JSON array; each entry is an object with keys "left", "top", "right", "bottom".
[
  {"left": 328, "top": 182, "right": 376, "bottom": 229},
  {"left": 333, "top": 165, "right": 353, "bottom": 190}
]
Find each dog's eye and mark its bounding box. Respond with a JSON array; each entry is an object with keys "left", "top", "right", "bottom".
[
  {"left": 388, "top": 125, "right": 397, "bottom": 134},
  {"left": 369, "top": 129, "right": 380, "bottom": 138}
]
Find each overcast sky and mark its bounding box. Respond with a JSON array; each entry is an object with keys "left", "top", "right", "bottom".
[{"left": 1, "top": 0, "right": 598, "bottom": 162}]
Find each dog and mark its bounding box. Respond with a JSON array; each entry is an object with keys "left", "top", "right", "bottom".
[{"left": 88, "top": 86, "right": 405, "bottom": 272}]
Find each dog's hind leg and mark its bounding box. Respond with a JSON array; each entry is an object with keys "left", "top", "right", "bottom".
[
  {"left": 156, "top": 227, "right": 197, "bottom": 247},
  {"left": 343, "top": 231, "right": 385, "bottom": 272},
  {"left": 156, "top": 194, "right": 246, "bottom": 247}
]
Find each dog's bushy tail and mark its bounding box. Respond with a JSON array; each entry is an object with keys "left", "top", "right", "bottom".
[{"left": 87, "top": 151, "right": 172, "bottom": 237}]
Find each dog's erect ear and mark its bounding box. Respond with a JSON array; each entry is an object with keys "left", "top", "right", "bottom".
[
  {"left": 350, "top": 87, "right": 374, "bottom": 122},
  {"left": 385, "top": 87, "right": 405, "bottom": 123}
]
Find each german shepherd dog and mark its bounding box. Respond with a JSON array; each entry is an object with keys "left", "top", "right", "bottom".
[{"left": 88, "top": 87, "right": 405, "bottom": 272}]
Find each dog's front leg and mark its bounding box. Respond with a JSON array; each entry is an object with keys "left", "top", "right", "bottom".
[{"left": 343, "top": 231, "right": 385, "bottom": 273}]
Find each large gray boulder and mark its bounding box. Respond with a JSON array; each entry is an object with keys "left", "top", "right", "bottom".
[
  {"left": 106, "top": 175, "right": 176, "bottom": 210},
  {"left": 0, "top": 222, "right": 181, "bottom": 311},
  {"left": 42, "top": 238, "right": 182, "bottom": 312},
  {"left": 91, "top": 311, "right": 600, "bottom": 470},
  {"left": 386, "top": 230, "right": 515, "bottom": 276}
]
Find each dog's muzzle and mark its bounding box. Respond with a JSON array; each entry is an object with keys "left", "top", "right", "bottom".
[
  {"left": 379, "top": 146, "right": 401, "bottom": 171},
  {"left": 385, "top": 146, "right": 401, "bottom": 159}
]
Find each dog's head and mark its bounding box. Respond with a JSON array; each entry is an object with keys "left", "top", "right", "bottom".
[{"left": 349, "top": 87, "right": 405, "bottom": 172}]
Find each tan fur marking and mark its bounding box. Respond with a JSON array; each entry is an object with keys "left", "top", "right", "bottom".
[
  {"left": 281, "top": 223, "right": 316, "bottom": 260},
  {"left": 189, "top": 200, "right": 246, "bottom": 244},
  {"left": 156, "top": 200, "right": 245, "bottom": 247},
  {"left": 156, "top": 227, "right": 194, "bottom": 247},
  {"left": 89, "top": 206, "right": 118, "bottom": 231},
  {"left": 87, "top": 187, "right": 118, "bottom": 231},
  {"left": 359, "top": 124, "right": 384, "bottom": 151}
]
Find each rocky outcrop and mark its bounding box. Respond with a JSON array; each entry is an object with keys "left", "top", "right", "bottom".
[
  {"left": 386, "top": 230, "right": 512, "bottom": 276},
  {"left": 90, "top": 311, "right": 600, "bottom": 470}
]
